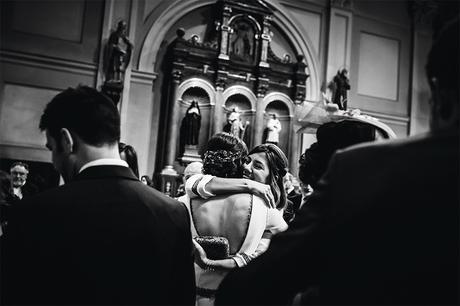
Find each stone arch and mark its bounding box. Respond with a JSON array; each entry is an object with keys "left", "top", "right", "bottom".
[
  {"left": 223, "top": 85, "right": 257, "bottom": 111},
  {"left": 177, "top": 77, "right": 216, "bottom": 105},
  {"left": 262, "top": 92, "right": 295, "bottom": 116}
]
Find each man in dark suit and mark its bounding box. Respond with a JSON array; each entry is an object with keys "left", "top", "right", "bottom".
[
  {"left": 1, "top": 86, "right": 195, "bottom": 305},
  {"left": 216, "top": 12, "right": 459, "bottom": 306}
]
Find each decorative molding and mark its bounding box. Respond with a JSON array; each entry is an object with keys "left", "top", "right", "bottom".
[
  {"left": 0, "top": 50, "right": 97, "bottom": 76},
  {"left": 353, "top": 11, "right": 411, "bottom": 29},
  {"left": 0, "top": 143, "right": 51, "bottom": 163},
  {"left": 131, "top": 70, "right": 158, "bottom": 85},
  {"left": 330, "top": 0, "right": 353, "bottom": 10},
  {"left": 361, "top": 110, "right": 410, "bottom": 124}
]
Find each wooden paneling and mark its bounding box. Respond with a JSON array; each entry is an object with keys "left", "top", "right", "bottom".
[
  {"left": 0, "top": 83, "right": 58, "bottom": 161},
  {"left": 1, "top": 0, "right": 104, "bottom": 64},
  {"left": 350, "top": 16, "right": 410, "bottom": 117},
  {"left": 357, "top": 32, "right": 400, "bottom": 101}
]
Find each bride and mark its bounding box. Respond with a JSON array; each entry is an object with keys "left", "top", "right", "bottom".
[{"left": 178, "top": 133, "right": 288, "bottom": 306}]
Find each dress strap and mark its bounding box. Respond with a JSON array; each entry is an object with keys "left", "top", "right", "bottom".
[
  {"left": 183, "top": 196, "right": 199, "bottom": 237},
  {"left": 238, "top": 195, "right": 267, "bottom": 254}
]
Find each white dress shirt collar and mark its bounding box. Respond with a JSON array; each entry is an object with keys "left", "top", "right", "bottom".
[{"left": 79, "top": 158, "right": 129, "bottom": 174}]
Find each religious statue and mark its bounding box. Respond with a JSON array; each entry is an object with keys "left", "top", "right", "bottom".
[
  {"left": 183, "top": 100, "right": 201, "bottom": 145},
  {"left": 265, "top": 113, "right": 282, "bottom": 145},
  {"left": 105, "top": 20, "right": 133, "bottom": 83},
  {"left": 223, "top": 107, "right": 248, "bottom": 140},
  {"left": 231, "top": 23, "right": 253, "bottom": 61},
  {"left": 330, "top": 69, "right": 350, "bottom": 110}
]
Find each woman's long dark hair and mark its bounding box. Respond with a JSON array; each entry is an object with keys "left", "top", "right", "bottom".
[
  {"left": 249, "top": 144, "right": 288, "bottom": 210},
  {"left": 119, "top": 142, "right": 139, "bottom": 178},
  {"left": 202, "top": 133, "right": 248, "bottom": 178}
]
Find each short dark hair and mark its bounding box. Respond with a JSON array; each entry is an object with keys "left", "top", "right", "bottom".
[
  {"left": 249, "top": 144, "right": 288, "bottom": 210},
  {"left": 119, "top": 142, "right": 139, "bottom": 178},
  {"left": 10, "top": 161, "right": 29, "bottom": 172},
  {"left": 202, "top": 133, "right": 248, "bottom": 178},
  {"left": 39, "top": 86, "right": 120, "bottom": 147},
  {"left": 299, "top": 120, "right": 376, "bottom": 189}
]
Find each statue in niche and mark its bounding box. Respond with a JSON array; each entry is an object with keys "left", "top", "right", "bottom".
[
  {"left": 329, "top": 69, "right": 350, "bottom": 110},
  {"left": 231, "top": 22, "right": 253, "bottom": 61},
  {"left": 105, "top": 20, "right": 133, "bottom": 83},
  {"left": 223, "top": 107, "right": 249, "bottom": 140},
  {"left": 264, "top": 113, "right": 282, "bottom": 145},
  {"left": 183, "top": 100, "right": 201, "bottom": 145}
]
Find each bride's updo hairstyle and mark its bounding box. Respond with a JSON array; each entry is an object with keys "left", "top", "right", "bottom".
[
  {"left": 248, "top": 144, "right": 289, "bottom": 210},
  {"left": 202, "top": 133, "right": 248, "bottom": 178}
]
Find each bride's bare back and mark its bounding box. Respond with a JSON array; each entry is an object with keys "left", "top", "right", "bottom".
[{"left": 191, "top": 193, "right": 253, "bottom": 254}]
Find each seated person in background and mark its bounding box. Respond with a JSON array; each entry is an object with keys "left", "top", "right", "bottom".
[
  {"left": 178, "top": 133, "right": 287, "bottom": 306},
  {"left": 140, "top": 175, "right": 153, "bottom": 187},
  {"left": 9, "top": 162, "right": 37, "bottom": 200},
  {"left": 119, "top": 142, "right": 139, "bottom": 178}
]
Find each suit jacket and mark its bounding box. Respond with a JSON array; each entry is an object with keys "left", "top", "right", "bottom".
[
  {"left": 1, "top": 165, "right": 195, "bottom": 305},
  {"left": 216, "top": 129, "right": 459, "bottom": 305}
]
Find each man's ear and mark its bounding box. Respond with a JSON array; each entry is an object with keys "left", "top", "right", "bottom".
[{"left": 60, "top": 128, "right": 74, "bottom": 154}]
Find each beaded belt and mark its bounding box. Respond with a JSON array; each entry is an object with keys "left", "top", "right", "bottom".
[{"left": 196, "top": 287, "right": 217, "bottom": 298}]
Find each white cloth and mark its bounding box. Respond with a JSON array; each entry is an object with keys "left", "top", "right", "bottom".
[
  {"left": 78, "top": 158, "right": 128, "bottom": 173},
  {"left": 12, "top": 187, "right": 23, "bottom": 199},
  {"left": 185, "top": 174, "right": 216, "bottom": 199}
]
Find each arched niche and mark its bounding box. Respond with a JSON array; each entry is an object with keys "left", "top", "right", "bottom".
[
  {"left": 178, "top": 85, "right": 212, "bottom": 157},
  {"left": 177, "top": 77, "right": 216, "bottom": 105},
  {"left": 223, "top": 93, "right": 254, "bottom": 148}
]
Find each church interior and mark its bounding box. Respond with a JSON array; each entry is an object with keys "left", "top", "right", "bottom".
[{"left": 0, "top": 0, "right": 437, "bottom": 195}]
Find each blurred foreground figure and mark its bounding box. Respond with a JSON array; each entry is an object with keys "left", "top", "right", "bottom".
[
  {"left": 1, "top": 86, "right": 195, "bottom": 305},
  {"left": 217, "top": 13, "right": 459, "bottom": 306}
]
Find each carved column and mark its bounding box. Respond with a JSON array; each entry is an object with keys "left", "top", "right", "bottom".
[
  {"left": 218, "top": 5, "right": 232, "bottom": 60},
  {"left": 253, "top": 76, "right": 269, "bottom": 146},
  {"left": 161, "top": 68, "right": 183, "bottom": 175},
  {"left": 259, "top": 15, "right": 271, "bottom": 68},
  {"left": 214, "top": 71, "right": 227, "bottom": 134},
  {"left": 295, "top": 55, "right": 308, "bottom": 104}
]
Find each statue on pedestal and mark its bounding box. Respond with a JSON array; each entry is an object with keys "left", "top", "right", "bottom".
[
  {"left": 183, "top": 100, "right": 201, "bottom": 145},
  {"left": 102, "top": 20, "right": 133, "bottom": 105},
  {"left": 180, "top": 100, "right": 202, "bottom": 163},
  {"left": 224, "top": 107, "right": 248, "bottom": 140},
  {"left": 265, "top": 113, "right": 282, "bottom": 145},
  {"left": 105, "top": 21, "right": 133, "bottom": 83},
  {"left": 330, "top": 69, "right": 350, "bottom": 110}
]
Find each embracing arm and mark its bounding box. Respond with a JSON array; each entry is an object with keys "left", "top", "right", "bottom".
[{"left": 185, "top": 174, "right": 275, "bottom": 208}]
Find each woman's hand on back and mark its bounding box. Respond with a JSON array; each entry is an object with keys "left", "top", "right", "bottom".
[{"left": 245, "top": 179, "right": 275, "bottom": 208}]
